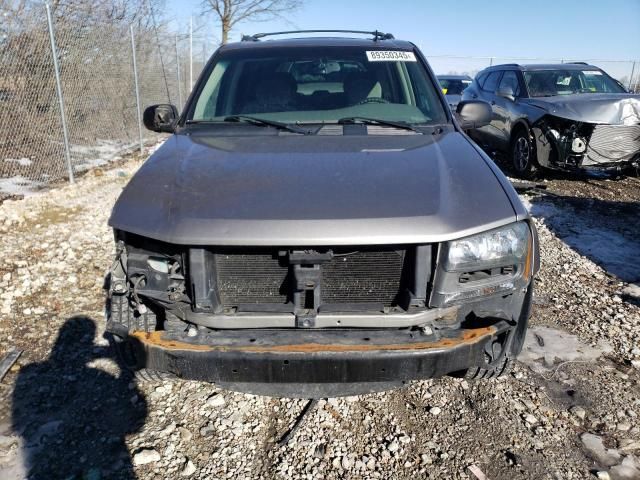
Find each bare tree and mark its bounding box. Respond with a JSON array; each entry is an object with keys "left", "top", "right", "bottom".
[{"left": 202, "top": 0, "right": 302, "bottom": 44}]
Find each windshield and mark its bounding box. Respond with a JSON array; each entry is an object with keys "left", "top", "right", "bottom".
[
  {"left": 437, "top": 78, "right": 471, "bottom": 95},
  {"left": 189, "top": 46, "right": 448, "bottom": 125},
  {"left": 523, "top": 69, "right": 626, "bottom": 97}
]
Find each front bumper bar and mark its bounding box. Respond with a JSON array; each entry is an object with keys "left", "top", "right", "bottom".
[{"left": 113, "top": 320, "right": 512, "bottom": 391}]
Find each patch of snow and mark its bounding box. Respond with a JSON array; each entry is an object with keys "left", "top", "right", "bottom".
[
  {"left": 610, "top": 455, "right": 640, "bottom": 479},
  {"left": 0, "top": 176, "right": 42, "bottom": 198},
  {"left": 556, "top": 226, "right": 639, "bottom": 283},
  {"left": 0, "top": 421, "right": 64, "bottom": 480},
  {"left": 0, "top": 138, "right": 165, "bottom": 200},
  {"left": 581, "top": 433, "right": 622, "bottom": 467},
  {"left": 71, "top": 140, "right": 138, "bottom": 172},
  {"left": 3, "top": 158, "right": 32, "bottom": 167},
  {"left": 522, "top": 195, "right": 640, "bottom": 282},
  {"left": 70, "top": 138, "right": 166, "bottom": 172},
  {"left": 519, "top": 326, "right": 612, "bottom": 374},
  {"left": 146, "top": 139, "right": 166, "bottom": 155},
  {"left": 520, "top": 196, "right": 559, "bottom": 218},
  {"left": 0, "top": 437, "right": 28, "bottom": 480}
]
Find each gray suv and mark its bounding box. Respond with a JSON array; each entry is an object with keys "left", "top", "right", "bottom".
[
  {"left": 106, "top": 31, "right": 539, "bottom": 398},
  {"left": 462, "top": 63, "right": 640, "bottom": 178}
]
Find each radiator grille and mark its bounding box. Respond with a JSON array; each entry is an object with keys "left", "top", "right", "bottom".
[
  {"left": 215, "top": 253, "right": 289, "bottom": 306},
  {"left": 322, "top": 250, "right": 405, "bottom": 306},
  {"left": 584, "top": 124, "right": 640, "bottom": 165},
  {"left": 214, "top": 248, "right": 406, "bottom": 308}
]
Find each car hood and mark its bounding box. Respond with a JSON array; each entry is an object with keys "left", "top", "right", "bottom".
[
  {"left": 523, "top": 93, "right": 640, "bottom": 125},
  {"left": 109, "top": 130, "right": 518, "bottom": 246}
]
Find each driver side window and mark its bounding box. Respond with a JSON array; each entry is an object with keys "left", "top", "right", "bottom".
[
  {"left": 498, "top": 71, "right": 521, "bottom": 96},
  {"left": 482, "top": 71, "right": 502, "bottom": 93}
]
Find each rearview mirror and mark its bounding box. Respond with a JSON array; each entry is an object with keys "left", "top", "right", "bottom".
[
  {"left": 496, "top": 86, "right": 515, "bottom": 101},
  {"left": 455, "top": 100, "right": 492, "bottom": 130},
  {"left": 143, "top": 104, "right": 178, "bottom": 133}
]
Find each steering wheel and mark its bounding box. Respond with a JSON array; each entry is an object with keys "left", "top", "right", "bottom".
[{"left": 357, "top": 97, "right": 390, "bottom": 105}]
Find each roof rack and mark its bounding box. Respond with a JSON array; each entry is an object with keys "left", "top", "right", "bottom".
[
  {"left": 566, "top": 61, "right": 589, "bottom": 65},
  {"left": 241, "top": 30, "right": 395, "bottom": 42}
]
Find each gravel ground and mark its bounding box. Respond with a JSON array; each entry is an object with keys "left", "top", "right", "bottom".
[{"left": 0, "top": 149, "right": 639, "bottom": 480}]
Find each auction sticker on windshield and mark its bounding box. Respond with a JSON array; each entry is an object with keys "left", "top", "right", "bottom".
[{"left": 366, "top": 50, "right": 417, "bottom": 62}]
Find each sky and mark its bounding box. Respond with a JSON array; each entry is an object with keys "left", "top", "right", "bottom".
[{"left": 166, "top": 0, "right": 640, "bottom": 80}]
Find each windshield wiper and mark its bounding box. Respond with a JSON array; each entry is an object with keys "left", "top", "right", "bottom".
[
  {"left": 337, "top": 116, "right": 421, "bottom": 133},
  {"left": 223, "top": 115, "right": 311, "bottom": 135}
]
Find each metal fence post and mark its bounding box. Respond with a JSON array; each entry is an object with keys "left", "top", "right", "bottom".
[
  {"left": 176, "top": 35, "right": 183, "bottom": 110},
  {"left": 629, "top": 61, "right": 636, "bottom": 91},
  {"left": 130, "top": 26, "right": 144, "bottom": 155},
  {"left": 489, "top": 57, "right": 493, "bottom": 66},
  {"left": 190, "top": 17, "right": 193, "bottom": 90},
  {"left": 45, "top": 3, "right": 74, "bottom": 183}
]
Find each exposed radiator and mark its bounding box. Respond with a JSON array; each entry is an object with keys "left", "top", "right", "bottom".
[
  {"left": 215, "top": 253, "right": 290, "bottom": 306},
  {"left": 214, "top": 248, "right": 406, "bottom": 308},
  {"left": 584, "top": 124, "right": 640, "bottom": 165},
  {"left": 321, "top": 249, "right": 405, "bottom": 306}
]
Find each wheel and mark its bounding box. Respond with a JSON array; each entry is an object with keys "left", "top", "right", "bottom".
[
  {"left": 134, "top": 368, "right": 176, "bottom": 383},
  {"left": 108, "top": 293, "right": 175, "bottom": 383},
  {"left": 463, "top": 355, "right": 513, "bottom": 380},
  {"left": 511, "top": 128, "right": 539, "bottom": 179},
  {"left": 111, "top": 334, "right": 176, "bottom": 383}
]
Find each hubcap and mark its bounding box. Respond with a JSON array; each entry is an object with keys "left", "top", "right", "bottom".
[{"left": 514, "top": 136, "right": 530, "bottom": 171}]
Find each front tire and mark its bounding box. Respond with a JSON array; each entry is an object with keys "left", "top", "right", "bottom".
[
  {"left": 112, "top": 335, "right": 176, "bottom": 383},
  {"left": 463, "top": 355, "right": 512, "bottom": 379},
  {"left": 511, "top": 129, "right": 539, "bottom": 179},
  {"left": 108, "top": 293, "right": 175, "bottom": 383}
]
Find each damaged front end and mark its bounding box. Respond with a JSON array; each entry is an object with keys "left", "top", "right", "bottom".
[
  {"left": 531, "top": 115, "right": 640, "bottom": 172},
  {"left": 105, "top": 222, "right": 538, "bottom": 397}
]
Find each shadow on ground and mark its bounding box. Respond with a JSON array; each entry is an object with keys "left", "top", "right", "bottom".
[
  {"left": 10, "top": 316, "right": 147, "bottom": 479},
  {"left": 527, "top": 194, "right": 640, "bottom": 283}
]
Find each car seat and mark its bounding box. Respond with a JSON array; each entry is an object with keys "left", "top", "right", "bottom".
[
  {"left": 241, "top": 72, "right": 298, "bottom": 114},
  {"left": 343, "top": 72, "right": 382, "bottom": 104}
]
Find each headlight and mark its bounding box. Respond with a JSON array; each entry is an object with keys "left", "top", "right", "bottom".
[
  {"left": 446, "top": 222, "right": 529, "bottom": 271},
  {"left": 430, "top": 222, "right": 534, "bottom": 307}
]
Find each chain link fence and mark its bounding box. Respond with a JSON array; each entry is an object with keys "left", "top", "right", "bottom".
[
  {"left": 0, "top": 3, "right": 211, "bottom": 200},
  {"left": 1, "top": 7, "right": 638, "bottom": 200}
]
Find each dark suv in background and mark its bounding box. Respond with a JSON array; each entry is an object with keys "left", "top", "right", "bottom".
[
  {"left": 462, "top": 63, "right": 640, "bottom": 178},
  {"left": 437, "top": 75, "right": 472, "bottom": 111}
]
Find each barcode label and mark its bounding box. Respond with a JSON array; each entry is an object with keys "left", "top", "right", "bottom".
[{"left": 366, "top": 50, "right": 417, "bottom": 62}]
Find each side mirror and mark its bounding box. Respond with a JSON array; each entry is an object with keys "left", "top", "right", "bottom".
[
  {"left": 455, "top": 100, "right": 492, "bottom": 129},
  {"left": 496, "top": 86, "right": 515, "bottom": 101},
  {"left": 143, "top": 104, "right": 178, "bottom": 133}
]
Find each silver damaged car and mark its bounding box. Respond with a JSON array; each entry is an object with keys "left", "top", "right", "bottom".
[{"left": 463, "top": 63, "right": 640, "bottom": 178}]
